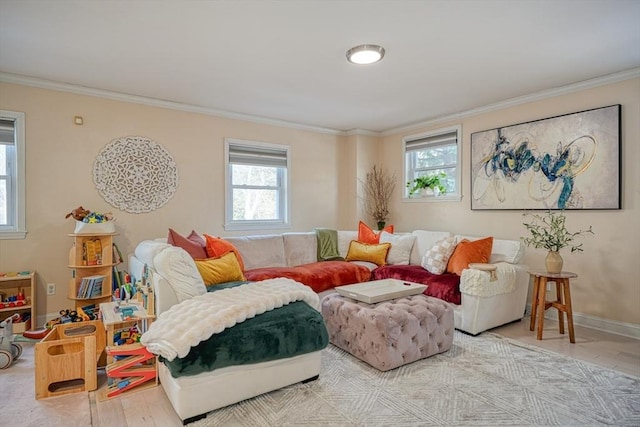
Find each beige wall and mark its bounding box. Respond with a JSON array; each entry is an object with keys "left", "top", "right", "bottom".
[
  {"left": 381, "top": 77, "right": 640, "bottom": 326},
  {"left": 1, "top": 77, "right": 638, "bottom": 329},
  {"left": 0, "top": 83, "right": 348, "bottom": 322}
]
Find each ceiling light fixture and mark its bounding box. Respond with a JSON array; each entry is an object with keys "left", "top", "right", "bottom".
[{"left": 346, "top": 44, "right": 385, "bottom": 65}]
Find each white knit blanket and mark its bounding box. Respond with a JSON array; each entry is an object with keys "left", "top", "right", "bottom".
[
  {"left": 460, "top": 263, "right": 517, "bottom": 297},
  {"left": 140, "top": 278, "right": 319, "bottom": 361}
]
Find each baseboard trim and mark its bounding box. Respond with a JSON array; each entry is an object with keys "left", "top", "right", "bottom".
[{"left": 525, "top": 304, "right": 640, "bottom": 340}]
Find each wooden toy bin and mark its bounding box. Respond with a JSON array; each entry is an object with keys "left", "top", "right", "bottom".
[{"left": 35, "top": 320, "right": 106, "bottom": 399}]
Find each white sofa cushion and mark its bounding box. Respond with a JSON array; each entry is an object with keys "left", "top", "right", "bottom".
[
  {"left": 490, "top": 239, "right": 525, "bottom": 264},
  {"left": 283, "top": 232, "right": 317, "bottom": 266},
  {"left": 379, "top": 231, "right": 416, "bottom": 265},
  {"left": 153, "top": 246, "right": 206, "bottom": 303},
  {"left": 225, "top": 234, "right": 287, "bottom": 270},
  {"left": 337, "top": 230, "right": 358, "bottom": 259},
  {"left": 410, "top": 230, "right": 452, "bottom": 265}
]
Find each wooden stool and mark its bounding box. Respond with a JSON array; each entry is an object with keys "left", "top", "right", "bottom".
[
  {"left": 528, "top": 271, "right": 577, "bottom": 343},
  {"left": 35, "top": 320, "right": 105, "bottom": 399}
]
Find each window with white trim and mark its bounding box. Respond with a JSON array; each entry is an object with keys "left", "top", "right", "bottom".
[
  {"left": 404, "top": 125, "right": 461, "bottom": 200},
  {"left": 224, "top": 138, "right": 290, "bottom": 231},
  {"left": 0, "top": 110, "right": 26, "bottom": 239}
]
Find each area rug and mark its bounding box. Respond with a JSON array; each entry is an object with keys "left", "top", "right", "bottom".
[{"left": 194, "top": 331, "right": 639, "bottom": 426}]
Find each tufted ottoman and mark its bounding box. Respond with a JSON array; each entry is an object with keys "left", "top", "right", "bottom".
[{"left": 321, "top": 293, "right": 454, "bottom": 371}]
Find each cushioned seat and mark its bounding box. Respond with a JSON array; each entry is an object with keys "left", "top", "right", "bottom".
[
  {"left": 321, "top": 293, "right": 454, "bottom": 371},
  {"left": 371, "top": 265, "right": 461, "bottom": 304},
  {"left": 243, "top": 261, "right": 371, "bottom": 293}
]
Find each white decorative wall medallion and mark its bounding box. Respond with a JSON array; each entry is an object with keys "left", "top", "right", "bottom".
[{"left": 93, "top": 136, "right": 179, "bottom": 213}]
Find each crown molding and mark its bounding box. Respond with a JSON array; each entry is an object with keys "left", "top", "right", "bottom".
[
  {"left": 2, "top": 68, "right": 638, "bottom": 138},
  {"left": 0, "top": 72, "right": 346, "bottom": 136},
  {"left": 382, "top": 67, "right": 640, "bottom": 136},
  {"left": 344, "top": 128, "right": 380, "bottom": 137}
]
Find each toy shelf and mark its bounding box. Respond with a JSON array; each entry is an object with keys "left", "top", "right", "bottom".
[
  {"left": 67, "top": 233, "right": 118, "bottom": 309},
  {"left": 0, "top": 272, "right": 35, "bottom": 332}
]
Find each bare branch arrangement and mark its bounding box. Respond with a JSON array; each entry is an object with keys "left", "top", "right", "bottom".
[{"left": 360, "top": 165, "right": 396, "bottom": 230}]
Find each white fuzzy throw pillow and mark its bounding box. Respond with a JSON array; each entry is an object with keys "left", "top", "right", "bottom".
[
  {"left": 380, "top": 231, "right": 416, "bottom": 265},
  {"left": 421, "top": 236, "right": 457, "bottom": 274},
  {"left": 154, "top": 246, "right": 207, "bottom": 303}
]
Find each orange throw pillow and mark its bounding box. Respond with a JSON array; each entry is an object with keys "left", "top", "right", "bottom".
[
  {"left": 358, "top": 221, "right": 394, "bottom": 244},
  {"left": 203, "top": 234, "right": 245, "bottom": 271},
  {"left": 446, "top": 236, "right": 494, "bottom": 276}
]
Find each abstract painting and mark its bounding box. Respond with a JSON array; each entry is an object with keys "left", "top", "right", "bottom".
[{"left": 471, "top": 105, "right": 621, "bottom": 210}]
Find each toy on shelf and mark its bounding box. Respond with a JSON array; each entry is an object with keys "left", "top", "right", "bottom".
[
  {"left": 65, "top": 206, "right": 113, "bottom": 223},
  {"left": 0, "top": 313, "right": 23, "bottom": 369},
  {"left": 113, "top": 324, "right": 142, "bottom": 346},
  {"left": 65, "top": 205, "right": 115, "bottom": 234},
  {"left": 45, "top": 305, "right": 99, "bottom": 329},
  {"left": 0, "top": 291, "right": 29, "bottom": 309}
]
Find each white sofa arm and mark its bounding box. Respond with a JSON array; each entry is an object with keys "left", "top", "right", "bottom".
[
  {"left": 459, "top": 263, "right": 519, "bottom": 297},
  {"left": 455, "top": 263, "right": 530, "bottom": 335}
]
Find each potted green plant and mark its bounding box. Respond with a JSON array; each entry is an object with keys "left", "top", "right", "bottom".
[
  {"left": 406, "top": 172, "right": 447, "bottom": 197},
  {"left": 521, "top": 210, "right": 594, "bottom": 273}
]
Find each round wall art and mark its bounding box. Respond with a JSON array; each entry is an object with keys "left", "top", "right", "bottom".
[{"left": 93, "top": 136, "right": 179, "bottom": 213}]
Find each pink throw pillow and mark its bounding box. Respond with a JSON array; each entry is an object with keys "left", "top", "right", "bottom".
[{"left": 167, "top": 228, "right": 208, "bottom": 260}]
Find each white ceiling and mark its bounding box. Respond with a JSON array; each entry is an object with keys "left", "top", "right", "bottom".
[{"left": 1, "top": 1, "right": 639, "bottom": 133}]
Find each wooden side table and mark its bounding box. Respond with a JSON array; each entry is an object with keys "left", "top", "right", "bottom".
[{"left": 528, "top": 270, "right": 578, "bottom": 343}]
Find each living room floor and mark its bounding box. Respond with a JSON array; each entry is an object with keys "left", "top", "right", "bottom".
[
  {"left": 493, "top": 316, "right": 640, "bottom": 377},
  {"left": 87, "top": 318, "right": 638, "bottom": 425},
  {"left": 5, "top": 317, "right": 638, "bottom": 427}
]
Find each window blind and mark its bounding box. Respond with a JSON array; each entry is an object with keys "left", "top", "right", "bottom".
[
  {"left": 405, "top": 130, "right": 457, "bottom": 152},
  {"left": 228, "top": 143, "right": 287, "bottom": 167},
  {"left": 0, "top": 119, "right": 15, "bottom": 145}
]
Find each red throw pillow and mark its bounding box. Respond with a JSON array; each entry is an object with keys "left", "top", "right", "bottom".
[
  {"left": 358, "top": 221, "right": 394, "bottom": 244},
  {"left": 167, "top": 229, "right": 208, "bottom": 259},
  {"left": 203, "top": 234, "right": 245, "bottom": 271},
  {"left": 446, "top": 236, "right": 493, "bottom": 276}
]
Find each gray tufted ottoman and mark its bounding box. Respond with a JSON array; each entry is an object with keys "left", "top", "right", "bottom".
[{"left": 321, "top": 293, "right": 454, "bottom": 371}]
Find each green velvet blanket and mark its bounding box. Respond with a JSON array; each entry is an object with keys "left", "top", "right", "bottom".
[
  {"left": 315, "top": 228, "right": 344, "bottom": 261},
  {"left": 162, "top": 283, "right": 329, "bottom": 378}
]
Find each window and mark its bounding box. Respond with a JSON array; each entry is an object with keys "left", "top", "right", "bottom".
[
  {"left": 225, "top": 138, "right": 290, "bottom": 231},
  {"left": 403, "top": 125, "right": 461, "bottom": 201},
  {"left": 0, "top": 110, "right": 26, "bottom": 239}
]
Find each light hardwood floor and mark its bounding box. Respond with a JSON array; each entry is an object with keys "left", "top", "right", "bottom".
[
  {"left": 492, "top": 315, "right": 640, "bottom": 377},
  {"left": 9, "top": 318, "right": 639, "bottom": 427}
]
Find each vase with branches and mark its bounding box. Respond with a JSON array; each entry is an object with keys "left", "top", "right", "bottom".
[
  {"left": 521, "top": 210, "right": 594, "bottom": 273},
  {"left": 360, "top": 165, "right": 396, "bottom": 230}
]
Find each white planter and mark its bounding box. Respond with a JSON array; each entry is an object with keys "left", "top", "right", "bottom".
[
  {"left": 421, "top": 187, "right": 440, "bottom": 197},
  {"left": 73, "top": 220, "right": 116, "bottom": 234}
]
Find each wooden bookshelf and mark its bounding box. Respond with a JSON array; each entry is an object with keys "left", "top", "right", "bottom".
[{"left": 68, "top": 233, "right": 118, "bottom": 312}]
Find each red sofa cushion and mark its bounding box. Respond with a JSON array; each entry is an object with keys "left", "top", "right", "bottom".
[
  {"left": 243, "top": 261, "right": 372, "bottom": 293},
  {"left": 371, "top": 265, "right": 461, "bottom": 305}
]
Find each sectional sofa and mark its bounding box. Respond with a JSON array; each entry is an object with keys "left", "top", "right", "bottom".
[
  {"left": 130, "top": 228, "right": 529, "bottom": 421},
  {"left": 132, "top": 228, "right": 529, "bottom": 336}
]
